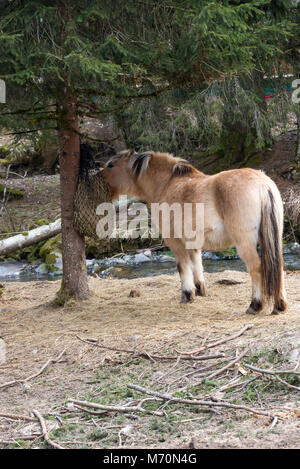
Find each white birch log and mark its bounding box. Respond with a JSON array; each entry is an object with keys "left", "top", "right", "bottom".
[{"left": 0, "top": 219, "right": 61, "bottom": 256}]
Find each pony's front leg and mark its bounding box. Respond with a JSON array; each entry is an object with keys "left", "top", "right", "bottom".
[
  {"left": 176, "top": 257, "right": 195, "bottom": 303},
  {"left": 177, "top": 257, "right": 195, "bottom": 303},
  {"left": 166, "top": 238, "right": 195, "bottom": 303},
  {"left": 189, "top": 249, "right": 207, "bottom": 296}
]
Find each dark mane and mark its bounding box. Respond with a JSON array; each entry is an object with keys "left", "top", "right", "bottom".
[
  {"left": 172, "top": 161, "right": 194, "bottom": 177},
  {"left": 130, "top": 152, "right": 152, "bottom": 178}
]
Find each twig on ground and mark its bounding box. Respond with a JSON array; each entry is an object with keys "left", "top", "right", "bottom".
[
  {"left": 176, "top": 325, "right": 253, "bottom": 356},
  {"left": 243, "top": 363, "right": 300, "bottom": 376},
  {"left": 0, "top": 349, "right": 66, "bottom": 391},
  {"left": 32, "top": 409, "right": 65, "bottom": 450},
  {"left": 274, "top": 375, "right": 300, "bottom": 391},
  {"left": 76, "top": 335, "right": 224, "bottom": 361},
  {"left": 155, "top": 355, "right": 182, "bottom": 382},
  {"left": 269, "top": 416, "right": 278, "bottom": 430},
  {"left": 244, "top": 363, "right": 300, "bottom": 391},
  {"left": 0, "top": 436, "right": 40, "bottom": 446},
  {"left": 128, "top": 383, "right": 273, "bottom": 417},
  {"left": 68, "top": 399, "right": 164, "bottom": 416},
  {"left": 0, "top": 412, "right": 36, "bottom": 422},
  {"left": 193, "top": 348, "right": 249, "bottom": 386},
  {"left": 170, "top": 360, "right": 227, "bottom": 388}
]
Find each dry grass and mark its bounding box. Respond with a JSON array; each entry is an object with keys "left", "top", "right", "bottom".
[{"left": 0, "top": 270, "right": 299, "bottom": 448}]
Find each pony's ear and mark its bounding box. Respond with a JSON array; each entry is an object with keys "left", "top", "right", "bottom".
[
  {"left": 129, "top": 152, "right": 152, "bottom": 178},
  {"left": 118, "top": 149, "right": 134, "bottom": 158},
  {"left": 172, "top": 160, "right": 194, "bottom": 177}
]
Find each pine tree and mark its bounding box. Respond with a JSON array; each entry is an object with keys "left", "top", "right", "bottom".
[{"left": 0, "top": 0, "right": 295, "bottom": 302}]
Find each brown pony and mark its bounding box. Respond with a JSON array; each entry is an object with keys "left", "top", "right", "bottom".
[{"left": 102, "top": 150, "right": 287, "bottom": 315}]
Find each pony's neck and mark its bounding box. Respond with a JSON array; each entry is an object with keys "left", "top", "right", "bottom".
[
  {"left": 135, "top": 172, "right": 169, "bottom": 202},
  {"left": 133, "top": 153, "right": 203, "bottom": 202}
]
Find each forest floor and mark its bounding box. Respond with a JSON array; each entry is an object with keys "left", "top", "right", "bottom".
[{"left": 0, "top": 270, "right": 299, "bottom": 449}]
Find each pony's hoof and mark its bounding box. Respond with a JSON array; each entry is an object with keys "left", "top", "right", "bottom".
[
  {"left": 195, "top": 284, "right": 207, "bottom": 297},
  {"left": 271, "top": 308, "right": 286, "bottom": 315},
  {"left": 246, "top": 299, "right": 262, "bottom": 315},
  {"left": 271, "top": 299, "right": 287, "bottom": 315},
  {"left": 180, "top": 291, "right": 194, "bottom": 303},
  {"left": 246, "top": 306, "right": 259, "bottom": 315}
]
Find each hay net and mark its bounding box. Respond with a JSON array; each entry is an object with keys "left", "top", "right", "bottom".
[{"left": 73, "top": 144, "right": 112, "bottom": 240}]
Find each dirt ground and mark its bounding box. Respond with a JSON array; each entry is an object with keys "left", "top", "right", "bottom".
[{"left": 0, "top": 270, "right": 299, "bottom": 449}]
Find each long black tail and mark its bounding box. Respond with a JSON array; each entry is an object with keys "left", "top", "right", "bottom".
[{"left": 259, "top": 188, "right": 284, "bottom": 308}]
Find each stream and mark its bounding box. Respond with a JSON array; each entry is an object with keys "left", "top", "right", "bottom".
[{"left": 0, "top": 244, "right": 299, "bottom": 283}]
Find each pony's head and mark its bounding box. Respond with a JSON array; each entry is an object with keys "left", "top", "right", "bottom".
[
  {"left": 101, "top": 150, "right": 149, "bottom": 199},
  {"left": 102, "top": 149, "right": 196, "bottom": 200}
]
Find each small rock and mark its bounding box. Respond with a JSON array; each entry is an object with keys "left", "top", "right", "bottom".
[
  {"left": 52, "top": 251, "right": 63, "bottom": 270},
  {"left": 158, "top": 255, "right": 174, "bottom": 262},
  {"left": 86, "top": 259, "right": 96, "bottom": 267},
  {"left": 143, "top": 250, "right": 152, "bottom": 258},
  {"left": 129, "top": 289, "right": 141, "bottom": 298},
  {"left": 35, "top": 263, "right": 48, "bottom": 275},
  {"left": 290, "top": 242, "right": 300, "bottom": 254},
  {"left": 134, "top": 253, "right": 151, "bottom": 263},
  {"left": 113, "top": 257, "right": 126, "bottom": 265},
  {"left": 128, "top": 334, "right": 142, "bottom": 342}
]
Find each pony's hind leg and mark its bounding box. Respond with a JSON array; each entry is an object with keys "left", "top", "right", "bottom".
[
  {"left": 236, "top": 242, "right": 263, "bottom": 315},
  {"left": 271, "top": 273, "right": 287, "bottom": 315},
  {"left": 189, "top": 250, "right": 207, "bottom": 296}
]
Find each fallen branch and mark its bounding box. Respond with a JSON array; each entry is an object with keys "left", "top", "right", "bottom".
[
  {"left": 0, "top": 349, "right": 66, "bottom": 390},
  {"left": 75, "top": 335, "right": 224, "bottom": 361},
  {"left": 68, "top": 399, "right": 164, "bottom": 417},
  {"left": 32, "top": 409, "right": 65, "bottom": 450},
  {"left": 0, "top": 219, "right": 61, "bottom": 256},
  {"left": 0, "top": 436, "right": 39, "bottom": 446},
  {"left": 0, "top": 412, "right": 36, "bottom": 422},
  {"left": 243, "top": 363, "right": 300, "bottom": 376},
  {"left": 128, "top": 383, "right": 273, "bottom": 417},
  {"left": 193, "top": 348, "right": 250, "bottom": 386},
  {"left": 244, "top": 363, "right": 300, "bottom": 391},
  {"left": 170, "top": 360, "right": 227, "bottom": 388},
  {"left": 275, "top": 375, "right": 300, "bottom": 391},
  {"left": 176, "top": 325, "right": 253, "bottom": 356}
]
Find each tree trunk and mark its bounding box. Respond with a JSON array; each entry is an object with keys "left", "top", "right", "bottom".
[{"left": 56, "top": 88, "right": 89, "bottom": 304}]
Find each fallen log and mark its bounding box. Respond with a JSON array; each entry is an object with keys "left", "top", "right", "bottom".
[{"left": 0, "top": 219, "right": 61, "bottom": 256}]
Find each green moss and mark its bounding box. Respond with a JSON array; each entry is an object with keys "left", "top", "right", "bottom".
[
  {"left": 39, "top": 234, "right": 61, "bottom": 259},
  {"left": 0, "top": 184, "right": 24, "bottom": 199},
  {"left": 88, "top": 430, "right": 109, "bottom": 441},
  {"left": 0, "top": 146, "right": 9, "bottom": 157},
  {"left": 36, "top": 218, "right": 50, "bottom": 226},
  {"left": 45, "top": 252, "right": 59, "bottom": 265},
  {"left": 54, "top": 279, "right": 74, "bottom": 306},
  {"left": 215, "top": 248, "right": 237, "bottom": 259}
]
